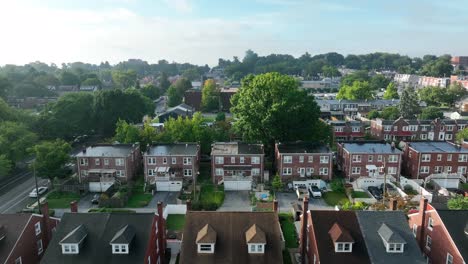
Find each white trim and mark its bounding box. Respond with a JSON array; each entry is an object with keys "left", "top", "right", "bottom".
[{"left": 197, "top": 243, "right": 215, "bottom": 253}]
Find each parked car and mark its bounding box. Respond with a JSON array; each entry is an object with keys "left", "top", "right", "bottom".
[
  {"left": 29, "top": 187, "right": 48, "bottom": 198},
  {"left": 380, "top": 183, "right": 397, "bottom": 194},
  {"left": 309, "top": 186, "right": 322, "bottom": 198},
  {"left": 91, "top": 194, "right": 100, "bottom": 205},
  {"left": 368, "top": 186, "right": 382, "bottom": 200}
]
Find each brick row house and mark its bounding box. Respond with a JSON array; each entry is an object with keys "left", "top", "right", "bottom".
[
  {"left": 370, "top": 117, "right": 468, "bottom": 143},
  {"left": 337, "top": 142, "right": 403, "bottom": 181},
  {"left": 144, "top": 143, "right": 200, "bottom": 192},
  {"left": 298, "top": 198, "right": 425, "bottom": 264},
  {"left": 408, "top": 199, "right": 467, "bottom": 264},
  {"left": 76, "top": 144, "right": 142, "bottom": 192},
  {"left": 401, "top": 141, "right": 468, "bottom": 180},
  {"left": 0, "top": 202, "right": 60, "bottom": 264},
  {"left": 211, "top": 142, "right": 264, "bottom": 191},
  {"left": 274, "top": 142, "right": 333, "bottom": 181},
  {"left": 41, "top": 202, "right": 166, "bottom": 264},
  {"left": 328, "top": 121, "right": 366, "bottom": 141}
]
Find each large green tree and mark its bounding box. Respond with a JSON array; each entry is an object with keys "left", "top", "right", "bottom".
[
  {"left": 383, "top": 82, "right": 399, "bottom": 99},
  {"left": 0, "top": 76, "right": 12, "bottom": 99},
  {"left": 0, "top": 121, "right": 37, "bottom": 164},
  {"left": 159, "top": 72, "right": 171, "bottom": 92},
  {"left": 447, "top": 196, "right": 468, "bottom": 210},
  {"left": 167, "top": 78, "right": 192, "bottom": 107},
  {"left": 445, "top": 83, "right": 468, "bottom": 107},
  {"left": 231, "top": 73, "right": 321, "bottom": 149},
  {"left": 60, "top": 71, "right": 80, "bottom": 85},
  {"left": 381, "top": 106, "right": 400, "bottom": 120},
  {"left": 0, "top": 154, "right": 12, "bottom": 179},
  {"left": 399, "top": 87, "right": 420, "bottom": 119},
  {"left": 114, "top": 119, "right": 141, "bottom": 144},
  {"left": 140, "top": 84, "right": 161, "bottom": 100},
  {"left": 369, "top": 74, "right": 390, "bottom": 90},
  {"left": 456, "top": 128, "right": 468, "bottom": 144},
  {"left": 418, "top": 86, "right": 447, "bottom": 106},
  {"left": 420, "top": 106, "right": 443, "bottom": 120},
  {"left": 201, "top": 79, "right": 219, "bottom": 111},
  {"left": 31, "top": 140, "right": 71, "bottom": 180},
  {"left": 337, "top": 81, "right": 374, "bottom": 100},
  {"left": 111, "top": 70, "right": 137, "bottom": 89}
]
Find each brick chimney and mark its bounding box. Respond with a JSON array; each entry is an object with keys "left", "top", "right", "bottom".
[
  {"left": 389, "top": 198, "right": 398, "bottom": 211},
  {"left": 300, "top": 196, "right": 309, "bottom": 264},
  {"left": 186, "top": 199, "right": 192, "bottom": 211},
  {"left": 70, "top": 201, "right": 78, "bottom": 213},
  {"left": 418, "top": 198, "right": 428, "bottom": 250},
  {"left": 273, "top": 199, "right": 278, "bottom": 213},
  {"left": 40, "top": 201, "right": 50, "bottom": 246},
  {"left": 157, "top": 202, "right": 166, "bottom": 261}
]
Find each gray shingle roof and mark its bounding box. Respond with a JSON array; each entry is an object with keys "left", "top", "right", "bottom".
[
  {"left": 146, "top": 143, "right": 199, "bottom": 156},
  {"left": 356, "top": 211, "right": 425, "bottom": 264},
  {"left": 342, "top": 143, "right": 402, "bottom": 154},
  {"left": 276, "top": 141, "right": 331, "bottom": 154},
  {"left": 377, "top": 223, "right": 405, "bottom": 243},
  {"left": 408, "top": 141, "right": 468, "bottom": 153},
  {"left": 75, "top": 144, "right": 138, "bottom": 158},
  {"left": 109, "top": 225, "right": 136, "bottom": 244},
  {"left": 41, "top": 213, "right": 154, "bottom": 264},
  {"left": 437, "top": 210, "right": 468, "bottom": 261},
  {"left": 60, "top": 225, "right": 88, "bottom": 244}
]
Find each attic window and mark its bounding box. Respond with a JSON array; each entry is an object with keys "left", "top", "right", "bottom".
[
  {"left": 335, "top": 242, "right": 353, "bottom": 252},
  {"left": 245, "top": 224, "right": 266, "bottom": 254},
  {"left": 196, "top": 224, "right": 216, "bottom": 254},
  {"left": 59, "top": 225, "right": 88, "bottom": 255},
  {"left": 112, "top": 244, "right": 129, "bottom": 254},
  {"left": 109, "top": 225, "right": 135, "bottom": 255},
  {"left": 378, "top": 223, "right": 406, "bottom": 254},
  {"left": 61, "top": 244, "right": 79, "bottom": 254},
  {"left": 328, "top": 223, "right": 354, "bottom": 253}
]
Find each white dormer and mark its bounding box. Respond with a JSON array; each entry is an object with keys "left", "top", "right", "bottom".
[
  {"left": 109, "top": 225, "right": 135, "bottom": 255},
  {"left": 61, "top": 244, "right": 79, "bottom": 254},
  {"left": 378, "top": 223, "right": 406, "bottom": 253},
  {"left": 334, "top": 242, "right": 353, "bottom": 252},
  {"left": 59, "top": 225, "right": 88, "bottom": 255},
  {"left": 111, "top": 244, "right": 129, "bottom": 254},
  {"left": 196, "top": 224, "right": 216, "bottom": 254},
  {"left": 245, "top": 224, "right": 267, "bottom": 254},
  {"left": 328, "top": 223, "right": 355, "bottom": 253}
]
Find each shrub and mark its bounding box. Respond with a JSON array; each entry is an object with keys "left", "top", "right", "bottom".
[
  {"left": 404, "top": 185, "right": 413, "bottom": 192},
  {"left": 330, "top": 179, "right": 345, "bottom": 193}
]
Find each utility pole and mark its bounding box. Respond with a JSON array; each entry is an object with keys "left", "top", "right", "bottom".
[{"left": 33, "top": 161, "right": 41, "bottom": 214}]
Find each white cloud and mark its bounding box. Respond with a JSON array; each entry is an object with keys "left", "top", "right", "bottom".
[{"left": 162, "top": 0, "right": 193, "bottom": 13}]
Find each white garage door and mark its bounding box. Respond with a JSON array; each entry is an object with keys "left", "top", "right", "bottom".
[
  {"left": 156, "top": 181, "right": 183, "bottom": 192},
  {"left": 224, "top": 181, "right": 252, "bottom": 191},
  {"left": 89, "top": 182, "right": 114, "bottom": 192}
]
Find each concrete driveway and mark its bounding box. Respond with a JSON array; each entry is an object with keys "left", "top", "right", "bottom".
[
  {"left": 148, "top": 191, "right": 178, "bottom": 208},
  {"left": 217, "top": 191, "right": 251, "bottom": 211},
  {"left": 275, "top": 192, "right": 334, "bottom": 213}
]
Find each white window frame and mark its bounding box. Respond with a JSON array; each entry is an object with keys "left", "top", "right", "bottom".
[
  {"left": 352, "top": 155, "right": 361, "bottom": 163},
  {"left": 352, "top": 167, "right": 361, "bottom": 174},
  {"left": 61, "top": 244, "right": 79, "bottom": 254},
  {"left": 320, "top": 156, "right": 329, "bottom": 164},
  {"left": 240, "top": 156, "right": 245, "bottom": 164},
  {"left": 215, "top": 168, "right": 224, "bottom": 176},
  {"left": 445, "top": 166, "right": 452, "bottom": 173},
  {"left": 34, "top": 222, "right": 41, "bottom": 235},
  {"left": 426, "top": 235, "right": 432, "bottom": 250},
  {"left": 148, "top": 157, "right": 156, "bottom": 165},
  {"left": 112, "top": 244, "right": 129, "bottom": 254},
  {"left": 197, "top": 243, "right": 214, "bottom": 253},
  {"left": 184, "top": 169, "right": 192, "bottom": 177},
  {"left": 437, "top": 154, "right": 442, "bottom": 161},
  {"left": 172, "top": 157, "right": 177, "bottom": 164},
  {"left": 368, "top": 155, "right": 373, "bottom": 162},
  {"left": 104, "top": 158, "right": 109, "bottom": 165},
  {"left": 37, "top": 239, "right": 43, "bottom": 255},
  {"left": 352, "top": 126, "right": 360, "bottom": 132},
  {"left": 115, "top": 158, "right": 124, "bottom": 166},
  {"left": 308, "top": 156, "right": 313, "bottom": 163},
  {"left": 428, "top": 217, "right": 434, "bottom": 231},
  {"left": 283, "top": 156, "right": 292, "bottom": 164},
  {"left": 215, "top": 156, "right": 224, "bottom": 164},
  {"left": 148, "top": 169, "right": 155, "bottom": 176},
  {"left": 251, "top": 156, "right": 260, "bottom": 164},
  {"left": 446, "top": 253, "right": 453, "bottom": 264},
  {"left": 420, "top": 134, "right": 427, "bottom": 140},
  {"left": 116, "top": 170, "right": 126, "bottom": 177},
  {"left": 387, "top": 167, "right": 397, "bottom": 175},
  {"left": 14, "top": 257, "right": 22, "bottom": 264},
  {"left": 335, "top": 242, "right": 353, "bottom": 252},
  {"left": 163, "top": 157, "right": 167, "bottom": 164},
  {"left": 183, "top": 157, "right": 192, "bottom": 165},
  {"left": 447, "top": 154, "right": 452, "bottom": 161},
  {"left": 458, "top": 166, "right": 467, "bottom": 174},
  {"left": 388, "top": 155, "right": 398, "bottom": 163},
  {"left": 80, "top": 158, "right": 88, "bottom": 166},
  {"left": 248, "top": 243, "right": 265, "bottom": 254},
  {"left": 420, "top": 166, "right": 430, "bottom": 174},
  {"left": 422, "top": 154, "right": 431, "bottom": 162},
  {"left": 282, "top": 167, "right": 292, "bottom": 175},
  {"left": 319, "top": 167, "right": 328, "bottom": 175},
  {"left": 377, "top": 155, "right": 382, "bottom": 162},
  {"left": 445, "top": 134, "right": 453, "bottom": 140},
  {"left": 459, "top": 154, "right": 468, "bottom": 162},
  {"left": 412, "top": 224, "right": 417, "bottom": 237},
  {"left": 95, "top": 158, "right": 100, "bottom": 166},
  {"left": 386, "top": 242, "right": 404, "bottom": 253},
  {"left": 252, "top": 168, "right": 260, "bottom": 176},
  {"left": 231, "top": 157, "right": 235, "bottom": 163},
  {"left": 299, "top": 156, "right": 304, "bottom": 163}
]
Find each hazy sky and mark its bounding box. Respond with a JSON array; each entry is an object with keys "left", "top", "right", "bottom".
[{"left": 1, "top": 0, "right": 467, "bottom": 66}]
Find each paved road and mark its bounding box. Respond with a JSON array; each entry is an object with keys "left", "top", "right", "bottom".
[{"left": 0, "top": 172, "right": 49, "bottom": 213}]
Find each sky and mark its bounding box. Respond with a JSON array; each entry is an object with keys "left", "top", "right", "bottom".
[{"left": 0, "top": 0, "right": 467, "bottom": 66}]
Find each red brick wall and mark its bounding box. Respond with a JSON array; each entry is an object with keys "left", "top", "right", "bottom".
[
  {"left": 275, "top": 152, "right": 333, "bottom": 181},
  {"left": 408, "top": 208, "right": 464, "bottom": 264},
  {"left": 211, "top": 154, "right": 264, "bottom": 183},
  {"left": 144, "top": 150, "right": 200, "bottom": 182},
  {"left": 145, "top": 211, "right": 166, "bottom": 264}
]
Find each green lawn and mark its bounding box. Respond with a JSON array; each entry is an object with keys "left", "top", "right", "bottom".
[
  {"left": 283, "top": 250, "right": 292, "bottom": 264},
  {"left": 279, "top": 213, "right": 298, "bottom": 248},
  {"left": 323, "top": 191, "right": 349, "bottom": 206},
  {"left": 166, "top": 214, "right": 186, "bottom": 231},
  {"left": 126, "top": 188, "right": 153, "bottom": 208},
  {"left": 198, "top": 163, "right": 211, "bottom": 184},
  {"left": 351, "top": 191, "right": 370, "bottom": 198},
  {"left": 461, "top": 183, "right": 468, "bottom": 191},
  {"left": 197, "top": 184, "right": 225, "bottom": 210},
  {"left": 46, "top": 191, "right": 80, "bottom": 209},
  {"left": 88, "top": 208, "right": 136, "bottom": 213}
]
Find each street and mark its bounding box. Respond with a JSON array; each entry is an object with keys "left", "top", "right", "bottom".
[{"left": 0, "top": 172, "right": 49, "bottom": 213}]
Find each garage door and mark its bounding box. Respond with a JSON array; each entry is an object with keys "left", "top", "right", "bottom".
[
  {"left": 89, "top": 182, "right": 114, "bottom": 192},
  {"left": 224, "top": 181, "right": 252, "bottom": 191},
  {"left": 156, "top": 181, "right": 182, "bottom": 192}
]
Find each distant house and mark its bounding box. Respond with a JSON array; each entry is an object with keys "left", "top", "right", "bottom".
[
  {"left": 0, "top": 203, "right": 60, "bottom": 264},
  {"left": 184, "top": 90, "right": 202, "bottom": 111},
  {"left": 157, "top": 104, "right": 194, "bottom": 123},
  {"left": 41, "top": 203, "right": 166, "bottom": 264},
  {"left": 408, "top": 199, "right": 468, "bottom": 264},
  {"left": 274, "top": 141, "right": 333, "bottom": 181},
  {"left": 180, "top": 210, "right": 283, "bottom": 264},
  {"left": 219, "top": 87, "right": 238, "bottom": 112},
  {"left": 299, "top": 200, "right": 425, "bottom": 264},
  {"left": 211, "top": 142, "right": 264, "bottom": 191},
  {"left": 144, "top": 143, "right": 200, "bottom": 192},
  {"left": 75, "top": 144, "right": 142, "bottom": 192},
  {"left": 337, "top": 141, "right": 403, "bottom": 180},
  {"left": 401, "top": 141, "right": 468, "bottom": 180},
  {"left": 370, "top": 117, "right": 468, "bottom": 142},
  {"left": 328, "top": 120, "right": 366, "bottom": 141}
]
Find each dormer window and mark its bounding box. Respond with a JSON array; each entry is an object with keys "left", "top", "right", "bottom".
[
  {"left": 110, "top": 225, "right": 135, "bottom": 255},
  {"left": 59, "top": 225, "right": 87, "bottom": 255},
  {"left": 112, "top": 244, "right": 129, "bottom": 254},
  {"left": 248, "top": 243, "right": 265, "bottom": 253},
  {"left": 378, "top": 223, "right": 406, "bottom": 254},
  {"left": 335, "top": 242, "right": 353, "bottom": 252},
  {"left": 196, "top": 224, "right": 216, "bottom": 254},
  {"left": 328, "top": 223, "right": 355, "bottom": 253},
  {"left": 245, "top": 224, "right": 266, "bottom": 254}
]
